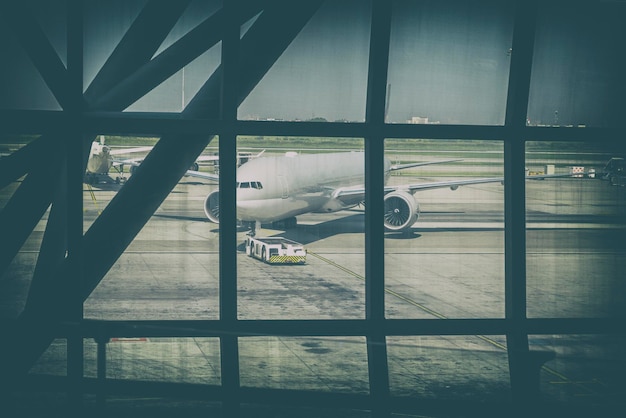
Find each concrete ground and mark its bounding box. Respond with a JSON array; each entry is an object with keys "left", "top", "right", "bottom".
[{"left": 2, "top": 161, "right": 625, "bottom": 416}]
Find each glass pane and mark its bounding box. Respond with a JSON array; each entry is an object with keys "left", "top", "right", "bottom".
[
  {"left": 526, "top": 142, "right": 626, "bottom": 318},
  {"left": 528, "top": 1, "right": 625, "bottom": 127},
  {"left": 83, "top": 1, "right": 222, "bottom": 113},
  {"left": 82, "top": 134, "right": 155, "bottom": 231},
  {"left": 0, "top": 133, "right": 39, "bottom": 205},
  {"left": 84, "top": 337, "right": 221, "bottom": 385},
  {"left": 30, "top": 0, "right": 67, "bottom": 66},
  {"left": 83, "top": 0, "right": 144, "bottom": 90},
  {"left": 0, "top": 1, "right": 65, "bottom": 110},
  {"left": 388, "top": 335, "right": 511, "bottom": 401},
  {"left": 239, "top": 337, "right": 369, "bottom": 394},
  {"left": 27, "top": 338, "right": 67, "bottom": 377},
  {"left": 0, "top": 134, "right": 47, "bottom": 319},
  {"left": 238, "top": 0, "right": 371, "bottom": 122},
  {"left": 385, "top": 139, "right": 504, "bottom": 319},
  {"left": 234, "top": 136, "right": 365, "bottom": 319},
  {"left": 84, "top": 134, "right": 221, "bottom": 320},
  {"left": 387, "top": 0, "right": 514, "bottom": 125},
  {"left": 529, "top": 334, "right": 626, "bottom": 406}
]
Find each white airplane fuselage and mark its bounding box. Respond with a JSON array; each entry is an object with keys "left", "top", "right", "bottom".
[
  {"left": 197, "top": 149, "right": 573, "bottom": 232},
  {"left": 86, "top": 141, "right": 113, "bottom": 174},
  {"left": 228, "top": 152, "right": 391, "bottom": 223}
]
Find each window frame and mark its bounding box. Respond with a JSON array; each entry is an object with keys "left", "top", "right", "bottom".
[{"left": 1, "top": 0, "right": 624, "bottom": 415}]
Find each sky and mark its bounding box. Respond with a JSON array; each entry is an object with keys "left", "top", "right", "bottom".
[{"left": 1, "top": 0, "right": 623, "bottom": 127}]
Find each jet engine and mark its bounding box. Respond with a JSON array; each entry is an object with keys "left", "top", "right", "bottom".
[
  {"left": 383, "top": 190, "right": 420, "bottom": 231},
  {"left": 204, "top": 190, "right": 220, "bottom": 223}
]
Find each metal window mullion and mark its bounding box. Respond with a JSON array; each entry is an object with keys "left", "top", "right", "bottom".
[
  {"left": 66, "top": 0, "right": 84, "bottom": 409},
  {"left": 219, "top": 1, "right": 240, "bottom": 415},
  {"left": 503, "top": 0, "right": 538, "bottom": 405},
  {"left": 365, "top": 1, "right": 392, "bottom": 416}
]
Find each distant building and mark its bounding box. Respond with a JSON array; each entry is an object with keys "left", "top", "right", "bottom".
[
  {"left": 409, "top": 116, "right": 429, "bottom": 124},
  {"left": 408, "top": 116, "right": 439, "bottom": 124}
]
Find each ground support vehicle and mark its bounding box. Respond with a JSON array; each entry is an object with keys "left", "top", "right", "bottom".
[{"left": 245, "top": 236, "right": 307, "bottom": 264}]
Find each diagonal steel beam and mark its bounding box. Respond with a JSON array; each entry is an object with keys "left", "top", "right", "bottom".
[
  {"left": 83, "top": 0, "right": 192, "bottom": 104},
  {"left": 79, "top": 0, "right": 325, "bottom": 298},
  {"left": 0, "top": 0, "right": 250, "bottom": 188},
  {"left": 24, "top": 2, "right": 265, "bottom": 309},
  {"left": 24, "top": 147, "right": 72, "bottom": 313},
  {"left": 0, "top": 1, "right": 192, "bottom": 187},
  {"left": 235, "top": 0, "right": 323, "bottom": 105},
  {"left": 0, "top": 134, "right": 61, "bottom": 192},
  {"left": 0, "top": 2, "right": 71, "bottom": 110},
  {"left": 0, "top": 0, "right": 190, "bottom": 280},
  {"left": 0, "top": 1, "right": 192, "bottom": 279},
  {"left": 0, "top": 152, "right": 65, "bottom": 280},
  {"left": 91, "top": 0, "right": 264, "bottom": 111},
  {"left": 24, "top": 0, "right": 193, "bottom": 305},
  {"left": 1, "top": 1, "right": 324, "bottom": 381}
]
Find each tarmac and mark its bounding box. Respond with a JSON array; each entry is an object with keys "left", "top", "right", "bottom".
[{"left": 2, "top": 164, "right": 625, "bottom": 416}]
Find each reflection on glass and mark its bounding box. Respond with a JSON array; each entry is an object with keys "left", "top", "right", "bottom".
[
  {"left": 526, "top": 142, "right": 626, "bottom": 318},
  {"left": 384, "top": 139, "right": 504, "bottom": 319},
  {"left": 239, "top": 337, "right": 369, "bottom": 394},
  {"left": 238, "top": 0, "right": 371, "bottom": 122},
  {"left": 529, "top": 334, "right": 625, "bottom": 405},
  {"left": 82, "top": 135, "right": 158, "bottom": 230},
  {"left": 84, "top": 337, "right": 221, "bottom": 384},
  {"left": 0, "top": 134, "right": 39, "bottom": 206},
  {"left": 27, "top": 339, "right": 68, "bottom": 378},
  {"left": 83, "top": 1, "right": 222, "bottom": 113},
  {"left": 528, "top": 2, "right": 624, "bottom": 127},
  {"left": 387, "top": 0, "right": 513, "bottom": 125},
  {"left": 0, "top": 134, "right": 46, "bottom": 319},
  {"left": 388, "top": 336, "right": 511, "bottom": 401},
  {"left": 0, "top": 1, "right": 65, "bottom": 110},
  {"left": 235, "top": 136, "right": 365, "bottom": 320},
  {"left": 84, "top": 135, "right": 221, "bottom": 320}
]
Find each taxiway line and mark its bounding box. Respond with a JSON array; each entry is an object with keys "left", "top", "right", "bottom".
[{"left": 307, "top": 250, "right": 598, "bottom": 396}]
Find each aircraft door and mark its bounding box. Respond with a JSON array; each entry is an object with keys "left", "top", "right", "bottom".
[{"left": 278, "top": 175, "right": 289, "bottom": 199}]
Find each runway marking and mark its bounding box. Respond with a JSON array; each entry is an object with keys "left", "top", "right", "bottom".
[
  {"left": 86, "top": 184, "right": 102, "bottom": 215},
  {"left": 111, "top": 337, "right": 148, "bottom": 342},
  {"left": 308, "top": 250, "right": 501, "bottom": 343},
  {"left": 308, "top": 250, "right": 600, "bottom": 397},
  {"left": 415, "top": 222, "right": 625, "bottom": 229}
]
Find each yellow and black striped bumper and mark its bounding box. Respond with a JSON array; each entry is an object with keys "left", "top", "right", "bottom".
[{"left": 268, "top": 256, "right": 306, "bottom": 264}]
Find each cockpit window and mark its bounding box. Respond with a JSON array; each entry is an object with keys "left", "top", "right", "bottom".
[{"left": 237, "top": 181, "right": 263, "bottom": 189}]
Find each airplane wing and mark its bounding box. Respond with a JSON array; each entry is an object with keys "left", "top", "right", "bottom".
[
  {"left": 192, "top": 149, "right": 265, "bottom": 163},
  {"left": 109, "top": 146, "right": 153, "bottom": 156},
  {"left": 108, "top": 146, "right": 153, "bottom": 169},
  {"left": 178, "top": 149, "right": 265, "bottom": 182},
  {"left": 111, "top": 157, "right": 144, "bottom": 169},
  {"left": 184, "top": 170, "right": 220, "bottom": 182},
  {"left": 396, "top": 177, "right": 504, "bottom": 193},
  {"left": 334, "top": 172, "right": 585, "bottom": 205},
  {"left": 331, "top": 178, "right": 500, "bottom": 206},
  {"left": 195, "top": 155, "right": 219, "bottom": 162},
  {"left": 390, "top": 158, "right": 462, "bottom": 171}
]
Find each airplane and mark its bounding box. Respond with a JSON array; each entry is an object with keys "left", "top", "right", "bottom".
[
  {"left": 595, "top": 157, "right": 625, "bottom": 186},
  {"left": 186, "top": 150, "right": 538, "bottom": 235},
  {"left": 84, "top": 136, "right": 152, "bottom": 184},
  {"left": 84, "top": 136, "right": 264, "bottom": 184}
]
